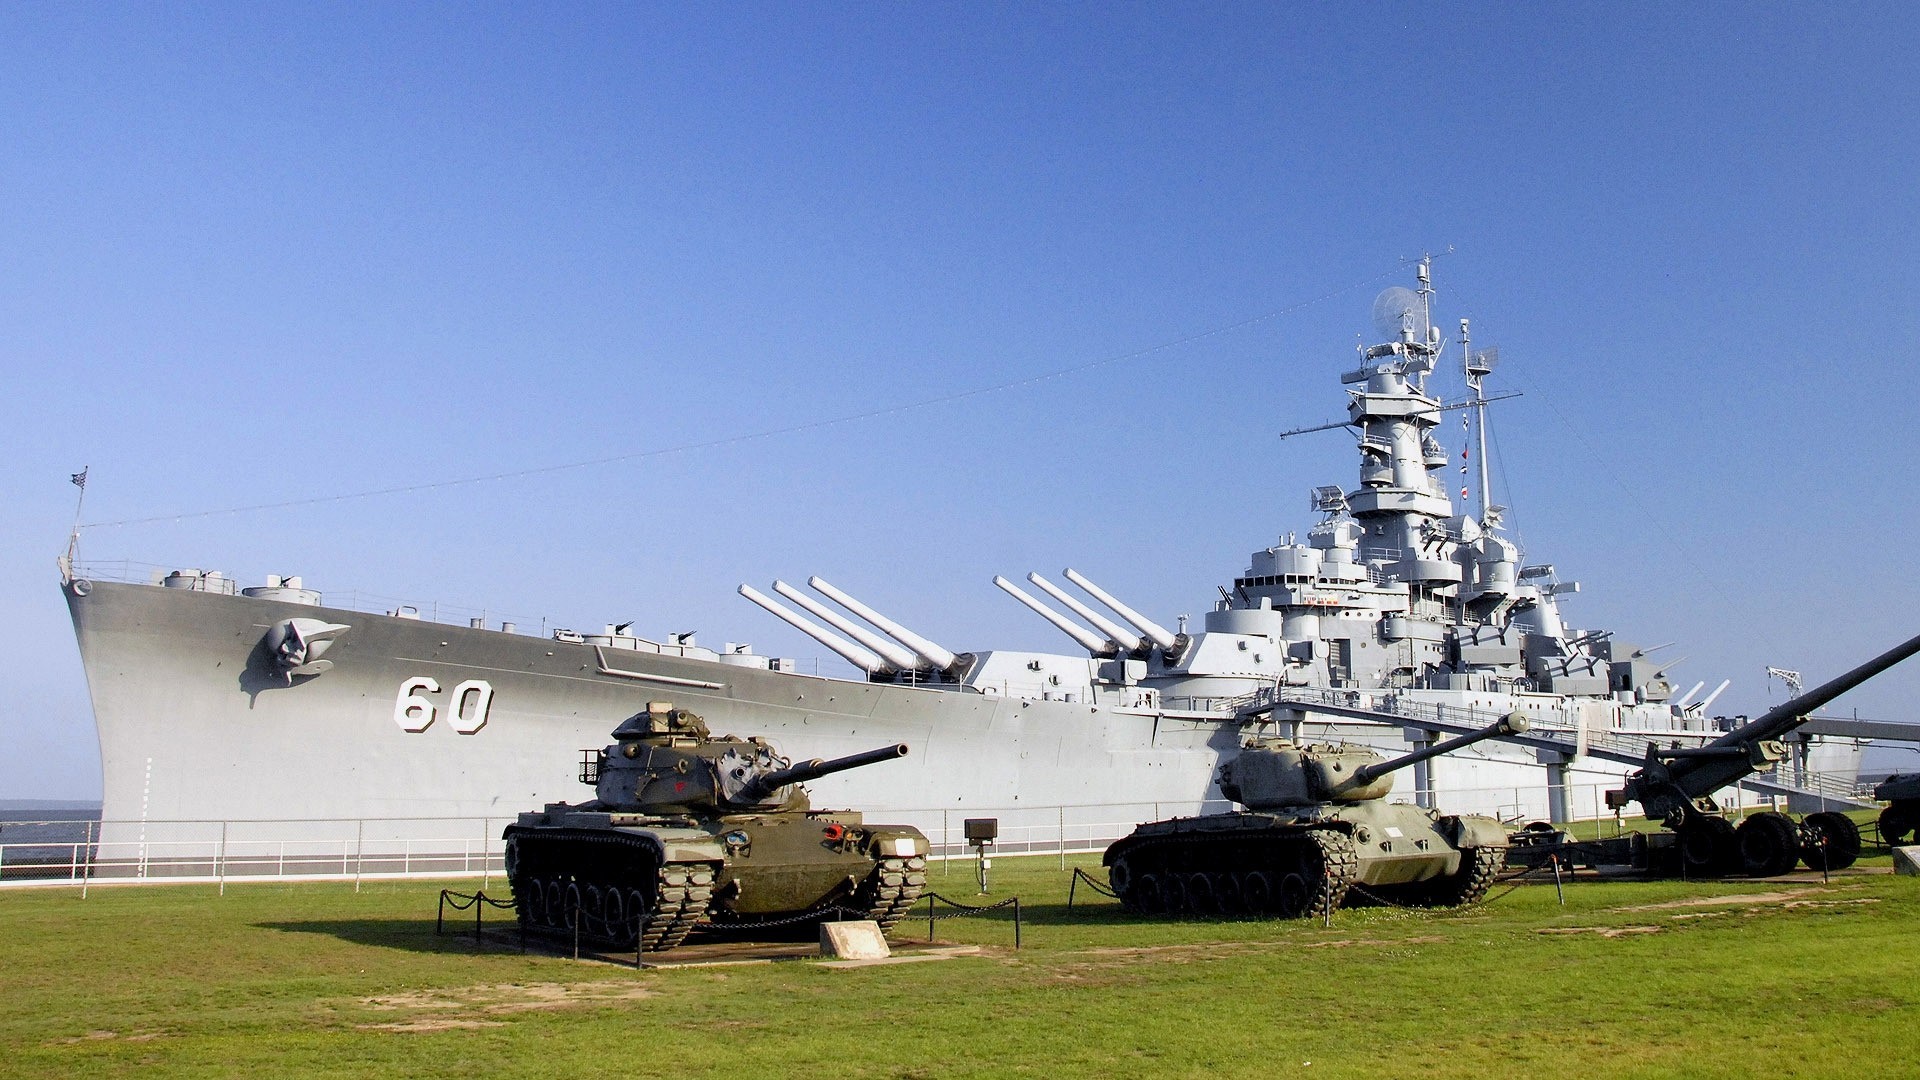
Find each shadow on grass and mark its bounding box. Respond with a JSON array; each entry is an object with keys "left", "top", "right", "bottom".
[{"left": 255, "top": 917, "right": 524, "bottom": 955}]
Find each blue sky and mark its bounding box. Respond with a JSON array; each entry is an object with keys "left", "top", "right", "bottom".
[{"left": 5, "top": 4, "right": 1920, "bottom": 800}]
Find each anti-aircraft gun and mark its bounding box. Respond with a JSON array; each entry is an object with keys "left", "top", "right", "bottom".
[
  {"left": 1521, "top": 631, "right": 1920, "bottom": 878},
  {"left": 1103, "top": 714, "right": 1528, "bottom": 919},
  {"left": 503, "top": 702, "right": 930, "bottom": 952}
]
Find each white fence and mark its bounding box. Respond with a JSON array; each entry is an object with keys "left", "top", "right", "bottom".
[{"left": 0, "top": 773, "right": 1872, "bottom": 889}]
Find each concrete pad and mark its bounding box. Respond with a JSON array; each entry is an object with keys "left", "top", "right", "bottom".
[
  {"left": 1892, "top": 847, "right": 1920, "bottom": 876},
  {"left": 820, "top": 920, "right": 890, "bottom": 960}
]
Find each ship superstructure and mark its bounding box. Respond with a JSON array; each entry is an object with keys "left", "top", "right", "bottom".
[{"left": 61, "top": 263, "right": 1860, "bottom": 864}]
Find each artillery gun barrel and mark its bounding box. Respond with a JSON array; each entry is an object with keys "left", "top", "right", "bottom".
[
  {"left": 1354, "top": 713, "right": 1529, "bottom": 785},
  {"left": 994, "top": 575, "right": 1112, "bottom": 655},
  {"left": 738, "top": 584, "right": 894, "bottom": 676},
  {"left": 740, "top": 743, "right": 910, "bottom": 802},
  {"left": 808, "top": 576, "right": 962, "bottom": 673},
  {"left": 1704, "top": 630, "right": 1920, "bottom": 750}
]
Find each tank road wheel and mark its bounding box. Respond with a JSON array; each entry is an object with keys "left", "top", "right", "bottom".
[
  {"left": 1735, "top": 812, "right": 1803, "bottom": 877},
  {"left": 543, "top": 879, "right": 566, "bottom": 929},
  {"left": 563, "top": 881, "right": 584, "bottom": 931},
  {"left": 1214, "top": 873, "right": 1245, "bottom": 915},
  {"left": 1184, "top": 873, "right": 1217, "bottom": 915},
  {"left": 1880, "top": 804, "right": 1919, "bottom": 848},
  {"left": 596, "top": 886, "right": 633, "bottom": 948},
  {"left": 1413, "top": 846, "right": 1508, "bottom": 908},
  {"left": 518, "top": 875, "right": 545, "bottom": 929},
  {"left": 1157, "top": 873, "right": 1187, "bottom": 914},
  {"left": 1801, "top": 812, "right": 1862, "bottom": 871},
  {"left": 1275, "top": 873, "right": 1310, "bottom": 919},
  {"left": 1678, "top": 816, "right": 1738, "bottom": 877},
  {"left": 1240, "top": 871, "right": 1274, "bottom": 913},
  {"left": 1135, "top": 873, "right": 1165, "bottom": 914}
]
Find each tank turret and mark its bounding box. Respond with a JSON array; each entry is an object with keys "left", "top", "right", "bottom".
[
  {"left": 1104, "top": 713, "right": 1527, "bottom": 920},
  {"left": 505, "top": 702, "right": 929, "bottom": 952},
  {"left": 592, "top": 701, "right": 909, "bottom": 813},
  {"left": 1219, "top": 713, "right": 1528, "bottom": 809}
]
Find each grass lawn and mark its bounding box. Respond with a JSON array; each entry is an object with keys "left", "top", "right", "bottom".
[{"left": 2, "top": 852, "right": 1916, "bottom": 1079}]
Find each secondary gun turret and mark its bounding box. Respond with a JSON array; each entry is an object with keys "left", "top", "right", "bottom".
[{"left": 1220, "top": 713, "right": 1527, "bottom": 810}]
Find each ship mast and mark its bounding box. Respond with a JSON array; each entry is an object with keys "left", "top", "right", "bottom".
[{"left": 1460, "top": 320, "right": 1494, "bottom": 524}]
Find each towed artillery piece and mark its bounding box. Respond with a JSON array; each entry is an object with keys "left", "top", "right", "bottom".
[
  {"left": 1872, "top": 774, "right": 1920, "bottom": 848},
  {"left": 1103, "top": 714, "right": 1528, "bottom": 919},
  {"left": 503, "top": 702, "right": 929, "bottom": 952},
  {"left": 1511, "top": 630, "right": 1920, "bottom": 878}
]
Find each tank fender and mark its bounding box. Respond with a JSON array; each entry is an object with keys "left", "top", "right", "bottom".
[
  {"left": 863, "top": 826, "right": 929, "bottom": 858},
  {"left": 1436, "top": 814, "right": 1511, "bottom": 850},
  {"left": 615, "top": 825, "right": 727, "bottom": 863}
]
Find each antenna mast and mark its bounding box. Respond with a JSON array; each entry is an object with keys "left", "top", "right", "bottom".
[{"left": 1461, "top": 321, "right": 1494, "bottom": 523}]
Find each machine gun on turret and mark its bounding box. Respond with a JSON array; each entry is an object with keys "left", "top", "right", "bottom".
[{"left": 1512, "top": 631, "right": 1920, "bottom": 878}]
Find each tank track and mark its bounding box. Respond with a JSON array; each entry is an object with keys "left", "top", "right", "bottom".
[
  {"left": 855, "top": 855, "right": 928, "bottom": 932},
  {"left": 1105, "top": 825, "right": 1359, "bottom": 920},
  {"left": 505, "top": 826, "right": 717, "bottom": 952},
  {"left": 1406, "top": 845, "right": 1505, "bottom": 908}
]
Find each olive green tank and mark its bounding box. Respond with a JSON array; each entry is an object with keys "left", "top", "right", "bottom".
[
  {"left": 1103, "top": 715, "right": 1525, "bottom": 918},
  {"left": 504, "top": 702, "right": 929, "bottom": 951}
]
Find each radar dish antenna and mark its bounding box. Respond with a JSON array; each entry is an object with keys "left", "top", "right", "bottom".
[
  {"left": 1372, "top": 287, "right": 1423, "bottom": 340},
  {"left": 1467, "top": 345, "right": 1500, "bottom": 377}
]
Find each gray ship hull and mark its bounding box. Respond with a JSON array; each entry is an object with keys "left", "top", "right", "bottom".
[{"left": 67, "top": 579, "right": 1242, "bottom": 830}]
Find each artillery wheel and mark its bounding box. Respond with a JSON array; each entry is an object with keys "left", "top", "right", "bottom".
[
  {"left": 1275, "top": 873, "right": 1310, "bottom": 919},
  {"left": 1416, "top": 846, "right": 1507, "bottom": 908},
  {"left": 1677, "top": 816, "right": 1738, "bottom": 877},
  {"left": 1880, "top": 804, "right": 1919, "bottom": 848},
  {"left": 1735, "top": 812, "right": 1803, "bottom": 877},
  {"left": 1801, "top": 812, "right": 1861, "bottom": 871},
  {"left": 1240, "top": 871, "right": 1273, "bottom": 913}
]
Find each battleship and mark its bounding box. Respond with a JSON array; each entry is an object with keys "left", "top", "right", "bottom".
[{"left": 60, "top": 261, "right": 1862, "bottom": 866}]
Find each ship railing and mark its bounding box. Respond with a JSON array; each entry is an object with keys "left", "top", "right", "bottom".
[{"left": 0, "top": 774, "right": 1880, "bottom": 889}]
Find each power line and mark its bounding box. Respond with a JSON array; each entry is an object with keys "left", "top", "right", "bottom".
[{"left": 82, "top": 263, "right": 1405, "bottom": 531}]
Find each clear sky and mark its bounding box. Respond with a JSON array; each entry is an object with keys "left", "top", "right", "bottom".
[{"left": 5, "top": 4, "right": 1920, "bottom": 801}]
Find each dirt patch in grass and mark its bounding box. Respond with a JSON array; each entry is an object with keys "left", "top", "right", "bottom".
[
  {"left": 361, "top": 981, "right": 657, "bottom": 1016},
  {"left": 49, "top": 1030, "right": 167, "bottom": 1045},
  {"left": 1536, "top": 925, "right": 1663, "bottom": 938},
  {"left": 357, "top": 1019, "right": 509, "bottom": 1033}
]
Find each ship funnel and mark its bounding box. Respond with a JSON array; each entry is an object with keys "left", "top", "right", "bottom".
[
  {"left": 736, "top": 585, "right": 895, "bottom": 676},
  {"left": 993, "top": 575, "right": 1113, "bottom": 656},
  {"left": 807, "top": 576, "right": 967, "bottom": 675},
  {"left": 1027, "top": 573, "right": 1143, "bottom": 653},
  {"left": 1063, "top": 568, "right": 1188, "bottom": 659},
  {"left": 771, "top": 580, "right": 923, "bottom": 674}
]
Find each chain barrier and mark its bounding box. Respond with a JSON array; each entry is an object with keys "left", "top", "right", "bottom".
[
  {"left": 436, "top": 888, "right": 519, "bottom": 943},
  {"left": 1066, "top": 867, "right": 1118, "bottom": 912},
  {"left": 921, "top": 891, "right": 1022, "bottom": 948}
]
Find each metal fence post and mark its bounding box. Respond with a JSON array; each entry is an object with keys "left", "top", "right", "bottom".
[
  {"left": 218, "top": 820, "right": 228, "bottom": 896},
  {"left": 354, "top": 820, "right": 365, "bottom": 893},
  {"left": 1059, "top": 806, "right": 1066, "bottom": 869}
]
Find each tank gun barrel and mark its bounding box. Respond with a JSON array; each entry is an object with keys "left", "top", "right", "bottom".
[
  {"left": 1354, "top": 713, "right": 1530, "bottom": 786},
  {"left": 1706, "top": 630, "right": 1920, "bottom": 749},
  {"left": 738, "top": 742, "right": 910, "bottom": 802},
  {"left": 808, "top": 576, "right": 964, "bottom": 674},
  {"left": 1063, "top": 568, "right": 1182, "bottom": 655},
  {"left": 994, "top": 575, "right": 1113, "bottom": 656}
]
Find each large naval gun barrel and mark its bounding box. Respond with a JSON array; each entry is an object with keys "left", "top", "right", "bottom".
[
  {"left": 1353, "top": 712, "right": 1530, "bottom": 786},
  {"left": 1610, "top": 629, "right": 1920, "bottom": 821},
  {"left": 738, "top": 743, "right": 910, "bottom": 803}
]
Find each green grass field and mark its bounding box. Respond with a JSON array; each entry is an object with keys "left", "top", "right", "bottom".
[{"left": 3, "top": 853, "right": 1917, "bottom": 1079}]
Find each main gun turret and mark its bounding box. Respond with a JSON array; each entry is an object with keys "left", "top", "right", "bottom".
[
  {"left": 590, "top": 701, "right": 910, "bottom": 814},
  {"left": 1220, "top": 713, "right": 1528, "bottom": 810}
]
